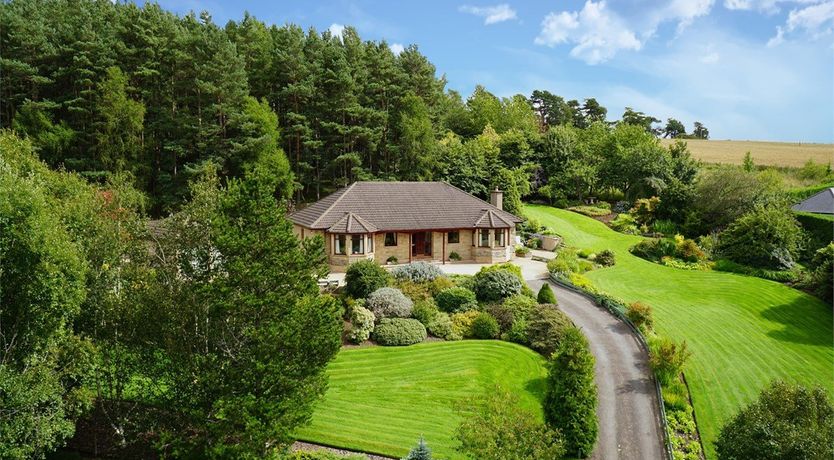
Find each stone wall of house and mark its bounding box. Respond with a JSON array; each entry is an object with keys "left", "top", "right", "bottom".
[
  {"left": 444, "top": 229, "right": 474, "bottom": 261},
  {"left": 373, "top": 232, "right": 411, "bottom": 265}
]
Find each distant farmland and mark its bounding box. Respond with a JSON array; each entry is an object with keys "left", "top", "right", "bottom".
[{"left": 659, "top": 139, "right": 832, "bottom": 168}]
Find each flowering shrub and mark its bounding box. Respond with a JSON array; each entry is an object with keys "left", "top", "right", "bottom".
[
  {"left": 435, "top": 286, "right": 478, "bottom": 313},
  {"left": 392, "top": 261, "right": 444, "bottom": 283},
  {"left": 373, "top": 318, "right": 427, "bottom": 346},
  {"left": 347, "top": 304, "right": 375, "bottom": 344},
  {"left": 367, "top": 287, "right": 413, "bottom": 320}
]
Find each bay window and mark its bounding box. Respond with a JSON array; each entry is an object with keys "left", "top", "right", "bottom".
[
  {"left": 351, "top": 234, "right": 364, "bottom": 254},
  {"left": 479, "top": 229, "right": 490, "bottom": 247},
  {"left": 335, "top": 234, "right": 347, "bottom": 255},
  {"left": 495, "top": 228, "right": 506, "bottom": 247}
]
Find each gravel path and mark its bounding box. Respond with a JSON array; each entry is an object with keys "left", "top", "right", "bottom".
[{"left": 526, "top": 278, "right": 666, "bottom": 460}]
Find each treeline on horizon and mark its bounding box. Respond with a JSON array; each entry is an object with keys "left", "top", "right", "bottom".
[{"left": 0, "top": 0, "right": 708, "bottom": 215}]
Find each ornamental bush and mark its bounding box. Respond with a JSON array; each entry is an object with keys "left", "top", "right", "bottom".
[
  {"left": 450, "top": 310, "right": 481, "bottom": 339},
  {"left": 392, "top": 261, "right": 444, "bottom": 283},
  {"left": 347, "top": 304, "right": 375, "bottom": 344},
  {"left": 626, "top": 301, "right": 654, "bottom": 334},
  {"left": 427, "top": 312, "right": 456, "bottom": 340},
  {"left": 537, "top": 284, "right": 557, "bottom": 304},
  {"left": 715, "top": 380, "right": 834, "bottom": 460},
  {"left": 471, "top": 312, "right": 500, "bottom": 339},
  {"left": 366, "top": 287, "right": 413, "bottom": 320},
  {"left": 595, "top": 249, "right": 616, "bottom": 267},
  {"left": 718, "top": 206, "right": 804, "bottom": 270},
  {"left": 397, "top": 280, "right": 432, "bottom": 302},
  {"left": 473, "top": 270, "right": 523, "bottom": 303},
  {"left": 411, "top": 299, "right": 439, "bottom": 326},
  {"left": 435, "top": 286, "right": 478, "bottom": 313},
  {"left": 526, "top": 305, "right": 573, "bottom": 357},
  {"left": 403, "top": 436, "right": 433, "bottom": 460},
  {"left": 372, "top": 318, "right": 427, "bottom": 346},
  {"left": 648, "top": 337, "right": 692, "bottom": 385},
  {"left": 544, "top": 327, "right": 598, "bottom": 458},
  {"left": 344, "top": 259, "right": 390, "bottom": 299}
]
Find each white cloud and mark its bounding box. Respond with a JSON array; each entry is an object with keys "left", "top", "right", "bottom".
[
  {"left": 535, "top": 1, "right": 642, "bottom": 64},
  {"left": 723, "top": 0, "right": 822, "bottom": 13},
  {"left": 459, "top": 4, "right": 518, "bottom": 25},
  {"left": 535, "top": 0, "right": 715, "bottom": 64},
  {"left": 328, "top": 23, "right": 345, "bottom": 38},
  {"left": 389, "top": 43, "right": 405, "bottom": 55},
  {"left": 767, "top": 1, "right": 834, "bottom": 44}
]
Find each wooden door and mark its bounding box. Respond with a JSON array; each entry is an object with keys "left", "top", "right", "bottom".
[{"left": 412, "top": 232, "right": 424, "bottom": 256}]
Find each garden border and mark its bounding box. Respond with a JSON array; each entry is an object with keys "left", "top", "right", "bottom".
[{"left": 549, "top": 274, "right": 675, "bottom": 460}]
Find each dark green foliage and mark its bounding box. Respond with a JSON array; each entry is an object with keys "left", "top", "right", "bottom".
[
  {"left": 435, "top": 286, "right": 478, "bottom": 313},
  {"left": 473, "top": 269, "right": 523, "bottom": 303},
  {"left": 537, "top": 283, "right": 557, "bottom": 304},
  {"left": 718, "top": 206, "right": 804, "bottom": 269},
  {"left": 373, "top": 318, "right": 428, "bottom": 346},
  {"left": 595, "top": 249, "right": 616, "bottom": 267},
  {"left": 526, "top": 305, "right": 573, "bottom": 357},
  {"left": 543, "top": 327, "right": 598, "bottom": 458},
  {"left": 795, "top": 212, "right": 834, "bottom": 254},
  {"left": 283, "top": 451, "right": 366, "bottom": 460},
  {"left": 470, "top": 313, "right": 500, "bottom": 339},
  {"left": 345, "top": 259, "right": 390, "bottom": 299},
  {"left": 715, "top": 381, "right": 834, "bottom": 460},
  {"left": 403, "top": 436, "right": 432, "bottom": 460},
  {"left": 411, "top": 299, "right": 440, "bottom": 326},
  {"left": 799, "top": 244, "right": 834, "bottom": 304},
  {"left": 456, "top": 385, "right": 565, "bottom": 460}
]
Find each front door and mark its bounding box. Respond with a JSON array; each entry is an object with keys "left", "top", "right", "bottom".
[{"left": 412, "top": 232, "right": 432, "bottom": 257}]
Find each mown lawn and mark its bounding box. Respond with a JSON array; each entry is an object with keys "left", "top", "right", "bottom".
[
  {"left": 525, "top": 204, "right": 834, "bottom": 458},
  {"left": 294, "top": 340, "right": 547, "bottom": 459}
]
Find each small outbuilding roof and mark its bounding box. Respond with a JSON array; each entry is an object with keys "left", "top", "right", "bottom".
[
  {"left": 791, "top": 187, "right": 834, "bottom": 214},
  {"left": 289, "top": 181, "right": 523, "bottom": 232}
]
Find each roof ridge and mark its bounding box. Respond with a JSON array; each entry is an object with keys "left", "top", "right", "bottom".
[
  {"left": 309, "top": 182, "right": 358, "bottom": 228},
  {"left": 440, "top": 181, "right": 520, "bottom": 220}
]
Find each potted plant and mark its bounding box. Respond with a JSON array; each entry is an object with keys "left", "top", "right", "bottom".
[
  {"left": 448, "top": 251, "right": 462, "bottom": 262},
  {"left": 515, "top": 245, "right": 531, "bottom": 258}
]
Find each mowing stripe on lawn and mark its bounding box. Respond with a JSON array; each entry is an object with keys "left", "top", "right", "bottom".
[
  {"left": 525, "top": 205, "right": 833, "bottom": 459},
  {"left": 295, "top": 340, "right": 547, "bottom": 459}
]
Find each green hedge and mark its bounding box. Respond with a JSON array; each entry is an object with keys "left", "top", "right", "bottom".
[
  {"left": 787, "top": 182, "right": 834, "bottom": 202},
  {"left": 372, "top": 318, "right": 427, "bottom": 346},
  {"left": 795, "top": 212, "right": 834, "bottom": 253}
]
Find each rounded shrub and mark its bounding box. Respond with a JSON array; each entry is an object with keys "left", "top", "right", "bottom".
[
  {"left": 427, "top": 312, "right": 456, "bottom": 340},
  {"left": 537, "top": 284, "right": 557, "bottom": 304},
  {"left": 347, "top": 304, "right": 375, "bottom": 344},
  {"left": 473, "top": 270, "right": 523, "bottom": 303},
  {"left": 450, "top": 310, "right": 481, "bottom": 339},
  {"left": 344, "top": 259, "right": 390, "bottom": 299},
  {"left": 411, "top": 299, "right": 439, "bottom": 326},
  {"left": 392, "top": 261, "right": 444, "bottom": 283},
  {"left": 471, "top": 312, "right": 500, "bottom": 339},
  {"left": 626, "top": 301, "right": 654, "bottom": 333},
  {"left": 526, "top": 304, "right": 573, "bottom": 357},
  {"left": 595, "top": 249, "right": 616, "bottom": 267},
  {"left": 372, "top": 318, "right": 427, "bottom": 346},
  {"left": 366, "top": 287, "right": 413, "bottom": 320},
  {"left": 435, "top": 286, "right": 478, "bottom": 313}
]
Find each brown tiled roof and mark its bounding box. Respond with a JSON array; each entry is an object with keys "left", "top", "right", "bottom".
[
  {"left": 327, "top": 212, "right": 379, "bottom": 233},
  {"left": 289, "top": 181, "right": 523, "bottom": 232}
]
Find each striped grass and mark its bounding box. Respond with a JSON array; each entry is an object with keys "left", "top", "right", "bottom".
[
  {"left": 525, "top": 205, "right": 833, "bottom": 458},
  {"left": 294, "top": 341, "right": 547, "bottom": 459}
]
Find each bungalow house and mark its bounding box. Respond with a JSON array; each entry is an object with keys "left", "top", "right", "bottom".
[
  {"left": 791, "top": 187, "right": 834, "bottom": 215},
  {"left": 289, "top": 181, "right": 523, "bottom": 271}
]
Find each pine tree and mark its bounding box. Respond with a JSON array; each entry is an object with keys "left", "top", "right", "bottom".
[
  {"left": 537, "top": 283, "right": 557, "bottom": 304},
  {"left": 402, "top": 436, "right": 432, "bottom": 460}
]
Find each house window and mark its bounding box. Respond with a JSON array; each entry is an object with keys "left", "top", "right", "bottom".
[
  {"left": 495, "top": 229, "right": 506, "bottom": 247},
  {"left": 479, "top": 229, "right": 490, "bottom": 247},
  {"left": 384, "top": 232, "right": 397, "bottom": 246},
  {"left": 351, "top": 234, "right": 364, "bottom": 254},
  {"left": 335, "top": 234, "right": 346, "bottom": 255},
  {"left": 448, "top": 231, "right": 460, "bottom": 244},
  {"left": 472, "top": 230, "right": 476, "bottom": 247},
  {"left": 367, "top": 234, "right": 374, "bottom": 252}
]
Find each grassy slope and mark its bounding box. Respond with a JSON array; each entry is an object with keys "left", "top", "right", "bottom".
[
  {"left": 295, "top": 341, "right": 547, "bottom": 459},
  {"left": 526, "top": 204, "right": 834, "bottom": 457},
  {"left": 659, "top": 138, "right": 833, "bottom": 168}
]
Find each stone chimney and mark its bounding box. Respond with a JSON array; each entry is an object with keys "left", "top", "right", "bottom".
[{"left": 490, "top": 188, "right": 503, "bottom": 210}]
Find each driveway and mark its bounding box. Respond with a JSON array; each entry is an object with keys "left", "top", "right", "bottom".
[
  {"left": 526, "top": 277, "right": 666, "bottom": 460},
  {"left": 438, "top": 258, "right": 666, "bottom": 459}
]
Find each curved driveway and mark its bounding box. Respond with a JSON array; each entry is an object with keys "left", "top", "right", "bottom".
[{"left": 526, "top": 277, "right": 666, "bottom": 460}]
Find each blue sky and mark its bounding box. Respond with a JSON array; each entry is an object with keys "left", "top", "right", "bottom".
[{"left": 153, "top": 0, "right": 833, "bottom": 142}]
